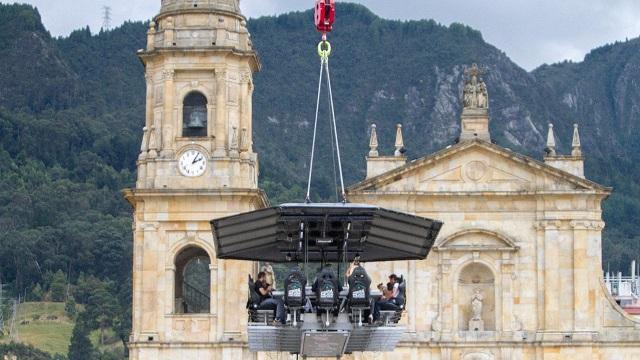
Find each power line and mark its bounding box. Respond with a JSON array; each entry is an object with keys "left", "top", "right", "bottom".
[{"left": 102, "top": 6, "right": 112, "bottom": 31}]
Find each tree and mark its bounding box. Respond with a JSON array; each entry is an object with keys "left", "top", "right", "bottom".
[
  {"left": 65, "top": 296, "right": 77, "bottom": 319},
  {"left": 68, "top": 316, "right": 94, "bottom": 360},
  {"left": 31, "top": 283, "right": 43, "bottom": 301},
  {"left": 49, "top": 270, "right": 67, "bottom": 302}
]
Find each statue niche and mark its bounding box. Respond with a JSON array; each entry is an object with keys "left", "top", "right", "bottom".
[
  {"left": 457, "top": 262, "right": 495, "bottom": 331},
  {"left": 183, "top": 91, "right": 208, "bottom": 137},
  {"left": 462, "top": 63, "right": 489, "bottom": 110}
]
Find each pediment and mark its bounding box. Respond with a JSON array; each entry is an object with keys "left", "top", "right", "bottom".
[
  {"left": 434, "top": 229, "right": 519, "bottom": 252},
  {"left": 348, "top": 140, "right": 609, "bottom": 195}
]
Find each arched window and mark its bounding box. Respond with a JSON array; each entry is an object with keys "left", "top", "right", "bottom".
[
  {"left": 457, "top": 262, "right": 495, "bottom": 331},
  {"left": 183, "top": 92, "right": 208, "bottom": 137},
  {"left": 174, "top": 246, "right": 211, "bottom": 314}
]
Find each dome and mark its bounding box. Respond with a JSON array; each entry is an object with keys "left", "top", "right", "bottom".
[{"left": 159, "top": 0, "right": 241, "bottom": 16}]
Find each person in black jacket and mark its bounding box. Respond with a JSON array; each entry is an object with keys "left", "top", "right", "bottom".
[{"left": 255, "top": 271, "right": 286, "bottom": 325}]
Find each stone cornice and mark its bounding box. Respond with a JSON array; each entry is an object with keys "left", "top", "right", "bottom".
[
  {"left": 122, "top": 188, "right": 269, "bottom": 208},
  {"left": 348, "top": 190, "right": 608, "bottom": 197},
  {"left": 534, "top": 220, "right": 605, "bottom": 230}
]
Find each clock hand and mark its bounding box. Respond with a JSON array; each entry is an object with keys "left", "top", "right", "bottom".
[{"left": 192, "top": 155, "right": 202, "bottom": 164}]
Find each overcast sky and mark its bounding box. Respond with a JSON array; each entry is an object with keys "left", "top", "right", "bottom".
[{"left": 8, "top": 0, "right": 640, "bottom": 70}]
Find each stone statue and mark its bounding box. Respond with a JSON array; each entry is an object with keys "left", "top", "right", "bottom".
[
  {"left": 471, "top": 288, "right": 484, "bottom": 320},
  {"left": 469, "top": 288, "right": 485, "bottom": 331},
  {"left": 463, "top": 64, "right": 489, "bottom": 110}
]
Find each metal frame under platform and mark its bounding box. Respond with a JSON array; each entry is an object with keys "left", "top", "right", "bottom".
[{"left": 247, "top": 324, "right": 406, "bottom": 356}]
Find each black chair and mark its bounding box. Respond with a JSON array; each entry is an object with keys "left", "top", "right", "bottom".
[
  {"left": 347, "top": 266, "right": 371, "bottom": 326},
  {"left": 247, "top": 275, "right": 277, "bottom": 324},
  {"left": 313, "top": 267, "right": 340, "bottom": 326},
  {"left": 284, "top": 268, "right": 307, "bottom": 326}
]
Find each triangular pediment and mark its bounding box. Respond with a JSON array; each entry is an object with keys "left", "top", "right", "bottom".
[{"left": 348, "top": 140, "right": 610, "bottom": 195}]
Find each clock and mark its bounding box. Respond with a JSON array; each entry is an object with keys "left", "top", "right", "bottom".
[{"left": 179, "top": 149, "right": 207, "bottom": 177}]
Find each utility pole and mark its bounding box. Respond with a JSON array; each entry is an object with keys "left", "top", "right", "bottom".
[
  {"left": 8, "top": 298, "right": 18, "bottom": 342},
  {"left": 0, "top": 277, "right": 4, "bottom": 336},
  {"left": 102, "top": 5, "right": 112, "bottom": 31}
]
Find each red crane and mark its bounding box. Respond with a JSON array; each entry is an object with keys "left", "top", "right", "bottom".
[{"left": 315, "top": 0, "right": 335, "bottom": 38}]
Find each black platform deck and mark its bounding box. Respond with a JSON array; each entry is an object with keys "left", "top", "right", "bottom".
[{"left": 211, "top": 203, "right": 443, "bottom": 263}]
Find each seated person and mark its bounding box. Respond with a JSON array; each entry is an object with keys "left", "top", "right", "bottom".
[
  {"left": 345, "top": 257, "right": 362, "bottom": 278},
  {"left": 370, "top": 274, "right": 400, "bottom": 322},
  {"left": 254, "top": 271, "right": 286, "bottom": 325}
]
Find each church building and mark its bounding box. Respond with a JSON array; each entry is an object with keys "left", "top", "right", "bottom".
[{"left": 125, "top": 1, "right": 640, "bottom": 359}]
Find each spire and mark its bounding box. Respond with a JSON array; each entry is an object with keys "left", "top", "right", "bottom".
[
  {"left": 368, "top": 124, "right": 379, "bottom": 157},
  {"left": 545, "top": 123, "right": 556, "bottom": 156},
  {"left": 394, "top": 124, "right": 405, "bottom": 157},
  {"left": 572, "top": 123, "right": 582, "bottom": 157}
]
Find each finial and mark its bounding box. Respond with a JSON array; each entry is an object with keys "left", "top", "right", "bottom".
[
  {"left": 545, "top": 123, "right": 556, "bottom": 156},
  {"left": 240, "top": 127, "right": 249, "bottom": 152},
  {"left": 368, "top": 124, "right": 379, "bottom": 157},
  {"left": 394, "top": 124, "right": 405, "bottom": 157},
  {"left": 572, "top": 123, "right": 582, "bottom": 157}
]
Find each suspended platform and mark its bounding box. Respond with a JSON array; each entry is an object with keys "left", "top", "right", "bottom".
[
  {"left": 211, "top": 202, "right": 442, "bottom": 263},
  {"left": 211, "top": 202, "right": 442, "bottom": 357}
]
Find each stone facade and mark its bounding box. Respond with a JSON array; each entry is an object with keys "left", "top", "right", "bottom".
[
  {"left": 349, "top": 135, "right": 640, "bottom": 359},
  {"left": 124, "top": 1, "right": 268, "bottom": 358},
  {"left": 126, "top": 1, "right": 640, "bottom": 359}
]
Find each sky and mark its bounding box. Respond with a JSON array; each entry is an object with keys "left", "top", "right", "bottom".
[{"left": 9, "top": 0, "right": 640, "bottom": 71}]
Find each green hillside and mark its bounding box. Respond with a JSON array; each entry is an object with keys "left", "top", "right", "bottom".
[{"left": 0, "top": 2, "right": 639, "bottom": 358}]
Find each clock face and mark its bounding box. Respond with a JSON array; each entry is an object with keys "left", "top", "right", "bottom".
[{"left": 179, "top": 150, "right": 207, "bottom": 177}]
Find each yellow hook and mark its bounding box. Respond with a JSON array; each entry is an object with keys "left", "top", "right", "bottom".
[{"left": 317, "top": 40, "right": 332, "bottom": 61}]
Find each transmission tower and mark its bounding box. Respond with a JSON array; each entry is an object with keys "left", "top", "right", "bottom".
[{"left": 102, "top": 6, "right": 112, "bottom": 31}]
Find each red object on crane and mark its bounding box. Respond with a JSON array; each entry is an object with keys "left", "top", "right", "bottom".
[{"left": 315, "top": 0, "right": 335, "bottom": 34}]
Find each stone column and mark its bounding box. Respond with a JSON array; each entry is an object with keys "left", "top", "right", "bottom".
[
  {"left": 439, "top": 253, "right": 453, "bottom": 337},
  {"left": 141, "top": 223, "right": 160, "bottom": 334},
  {"left": 247, "top": 81, "right": 254, "bottom": 154},
  {"left": 571, "top": 220, "right": 590, "bottom": 330},
  {"left": 501, "top": 256, "right": 514, "bottom": 332},
  {"left": 215, "top": 258, "right": 226, "bottom": 341},
  {"left": 131, "top": 210, "right": 146, "bottom": 339},
  {"left": 161, "top": 69, "right": 175, "bottom": 158},
  {"left": 207, "top": 104, "right": 215, "bottom": 144},
  {"left": 214, "top": 68, "right": 228, "bottom": 157},
  {"left": 239, "top": 72, "right": 251, "bottom": 157},
  {"left": 542, "top": 220, "right": 561, "bottom": 330}
]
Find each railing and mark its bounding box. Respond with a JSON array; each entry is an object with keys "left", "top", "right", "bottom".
[{"left": 184, "top": 282, "right": 210, "bottom": 314}]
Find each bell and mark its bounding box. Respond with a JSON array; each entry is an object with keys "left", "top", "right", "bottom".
[{"left": 186, "top": 108, "right": 206, "bottom": 128}]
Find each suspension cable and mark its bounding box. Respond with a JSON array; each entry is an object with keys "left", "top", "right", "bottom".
[
  {"left": 328, "top": 78, "right": 339, "bottom": 202},
  {"left": 305, "top": 61, "right": 325, "bottom": 203},
  {"left": 305, "top": 39, "right": 347, "bottom": 203},
  {"left": 324, "top": 59, "right": 347, "bottom": 202}
]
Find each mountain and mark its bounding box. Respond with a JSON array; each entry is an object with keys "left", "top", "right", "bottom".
[{"left": 0, "top": 2, "right": 639, "bottom": 355}]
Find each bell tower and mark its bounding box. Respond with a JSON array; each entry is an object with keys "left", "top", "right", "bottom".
[{"left": 124, "top": 0, "right": 268, "bottom": 358}]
